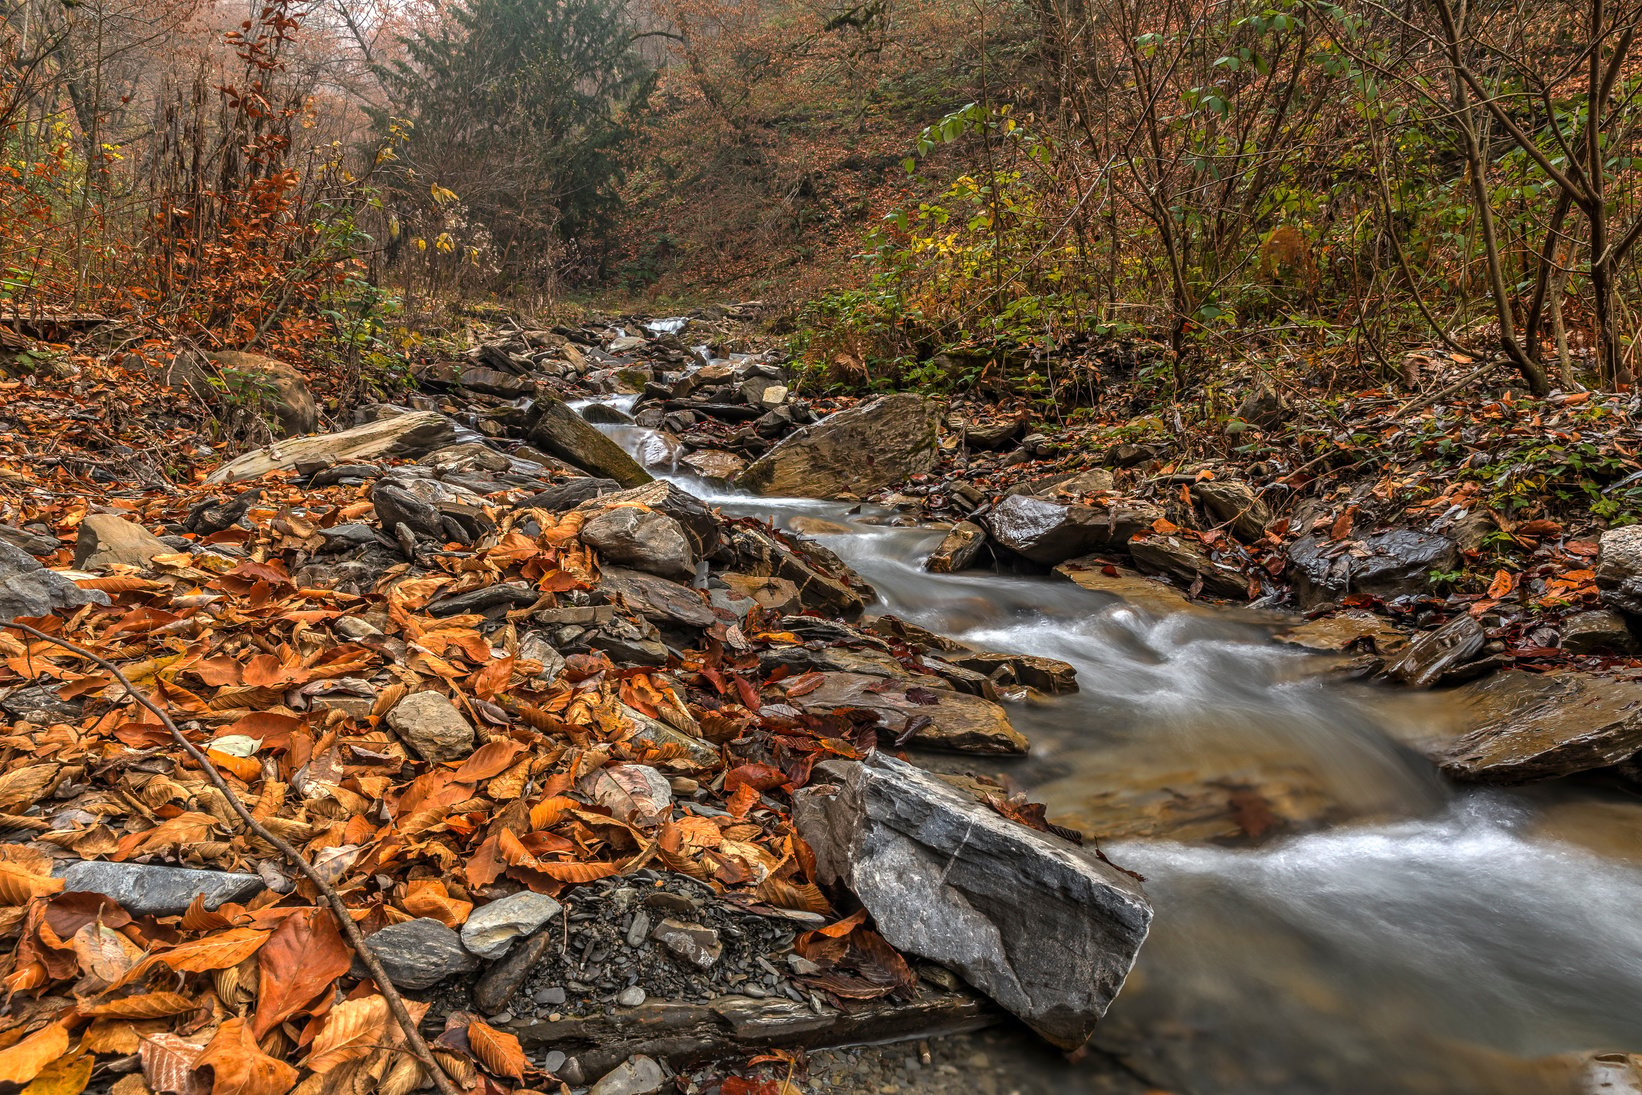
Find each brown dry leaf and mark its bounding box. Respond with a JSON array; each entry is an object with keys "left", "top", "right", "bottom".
[
  {"left": 18, "top": 1049, "right": 92, "bottom": 1095},
  {"left": 138, "top": 1032, "right": 207, "bottom": 1095},
  {"left": 466, "top": 1019, "right": 527, "bottom": 1081},
  {"left": 0, "top": 1021, "right": 71, "bottom": 1085},
  {"left": 155, "top": 928, "right": 270, "bottom": 973},
  {"left": 195, "top": 1018, "right": 299, "bottom": 1095},
  {"left": 79, "top": 993, "right": 201, "bottom": 1021},
  {"left": 304, "top": 994, "right": 390, "bottom": 1073},
  {"left": 109, "top": 1075, "right": 153, "bottom": 1095},
  {"left": 402, "top": 880, "right": 472, "bottom": 927},
  {"left": 251, "top": 907, "right": 352, "bottom": 1038},
  {"left": 0, "top": 859, "right": 65, "bottom": 906}
]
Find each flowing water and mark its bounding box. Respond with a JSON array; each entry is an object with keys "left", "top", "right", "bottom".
[{"left": 572, "top": 390, "right": 1642, "bottom": 1094}]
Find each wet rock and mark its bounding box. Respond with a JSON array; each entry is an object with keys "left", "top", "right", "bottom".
[
  {"left": 650, "top": 919, "right": 723, "bottom": 970},
  {"left": 1006, "top": 467, "right": 1116, "bottom": 501},
  {"left": 601, "top": 568, "right": 716, "bottom": 629},
  {"left": 580, "top": 507, "right": 695, "bottom": 581},
  {"left": 1380, "top": 615, "right": 1488, "bottom": 687},
  {"left": 462, "top": 892, "right": 565, "bottom": 959},
  {"left": 73, "top": 514, "right": 171, "bottom": 571},
  {"left": 788, "top": 672, "right": 1027, "bottom": 754},
  {"left": 0, "top": 542, "right": 109, "bottom": 623},
  {"left": 590, "top": 1055, "right": 664, "bottom": 1095},
  {"left": 718, "top": 574, "right": 801, "bottom": 614},
  {"left": 1275, "top": 610, "right": 1409, "bottom": 656},
  {"left": 925, "top": 521, "right": 986, "bottom": 574},
  {"left": 1052, "top": 558, "right": 1193, "bottom": 615},
  {"left": 616, "top": 986, "right": 646, "bottom": 1007},
  {"left": 583, "top": 481, "right": 721, "bottom": 559},
  {"left": 476, "top": 929, "right": 559, "bottom": 1013},
  {"left": 725, "top": 526, "right": 874, "bottom": 619},
  {"left": 680, "top": 449, "right": 747, "bottom": 484},
  {"left": 386, "top": 692, "right": 475, "bottom": 763},
  {"left": 1437, "top": 670, "right": 1642, "bottom": 782},
  {"left": 985, "top": 494, "right": 1159, "bottom": 566},
  {"left": 527, "top": 393, "right": 652, "bottom": 487},
  {"left": 208, "top": 410, "right": 459, "bottom": 484},
  {"left": 1597, "top": 525, "right": 1642, "bottom": 617},
  {"left": 359, "top": 918, "right": 478, "bottom": 990},
  {"left": 736, "top": 394, "right": 939, "bottom": 499},
  {"left": 949, "top": 413, "right": 1025, "bottom": 451},
  {"left": 1561, "top": 609, "right": 1640, "bottom": 655},
  {"left": 948, "top": 652, "right": 1077, "bottom": 694},
  {"left": 1191, "top": 478, "right": 1271, "bottom": 542},
  {"left": 1286, "top": 529, "right": 1458, "bottom": 607},
  {"left": 1128, "top": 533, "right": 1248, "bottom": 599},
  {"left": 517, "top": 477, "right": 621, "bottom": 512},
  {"left": 58, "top": 861, "right": 263, "bottom": 916},
  {"left": 793, "top": 753, "right": 1152, "bottom": 1050}
]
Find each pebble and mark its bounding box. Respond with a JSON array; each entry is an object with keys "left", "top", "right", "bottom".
[
  {"left": 534, "top": 985, "right": 567, "bottom": 1006},
  {"left": 590, "top": 1054, "right": 665, "bottom": 1095},
  {"left": 626, "top": 910, "right": 651, "bottom": 948},
  {"left": 488, "top": 1011, "right": 513, "bottom": 1025},
  {"left": 617, "top": 986, "right": 647, "bottom": 1007},
  {"left": 543, "top": 1050, "right": 567, "bottom": 1075}
]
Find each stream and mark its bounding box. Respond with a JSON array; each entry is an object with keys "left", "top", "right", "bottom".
[{"left": 570, "top": 390, "right": 1642, "bottom": 1093}]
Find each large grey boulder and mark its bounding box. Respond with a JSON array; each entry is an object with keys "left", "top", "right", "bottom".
[
  {"left": 1286, "top": 529, "right": 1457, "bottom": 607},
  {"left": 0, "top": 542, "right": 108, "bottom": 623},
  {"left": 580, "top": 507, "right": 695, "bottom": 581},
  {"left": 386, "top": 692, "right": 475, "bottom": 763},
  {"left": 794, "top": 753, "right": 1151, "bottom": 1049},
  {"left": 725, "top": 525, "right": 875, "bottom": 620},
  {"left": 1436, "top": 670, "right": 1642, "bottom": 782},
  {"left": 74, "top": 514, "right": 173, "bottom": 571},
  {"left": 59, "top": 861, "right": 264, "bottom": 916},
  {"left": 163, "top": 349, "right": 317, "bottom": 438},
  {"left": 356, "top": 918, "right": 478, "bottom": 989},
  {"left": 1597, "top": 525, "right": 1642, "bottom": 617},
  {"left": 580, "top": 481, "right": 721, "bottom": 559},
  {"left": 985, "top": 494, "right": 1160, "bottom": 566},
  {"left": 528, "top": 393, "right": 652, "bottom": 488},
  {"left": 736, "top": 394, "right": 938, "bottom": 499},
  {"left": 207, "top": 411, "right": 459, "bottom": 484}
]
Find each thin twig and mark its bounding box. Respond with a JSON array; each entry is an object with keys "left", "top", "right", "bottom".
[{"left": 4, "top": 621, "right": 460, "bottom": 1095}]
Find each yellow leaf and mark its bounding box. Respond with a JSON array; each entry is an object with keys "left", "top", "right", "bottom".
[
  {"left": 20, "top": 1050, "right": 91, "bottom": 1095},
  {"left": 0, "top": 1022, "right": 71, "bottom": 1086},
  {"left": 305, "top": 995, "right": 390, "bottom": 1074}
]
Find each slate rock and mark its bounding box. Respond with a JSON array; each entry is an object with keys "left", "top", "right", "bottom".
[
  {"left": 985, "top": 494, "right": 1160, "bottom": 566},
  {"left": 1191, "top": 478, "right": 1272, "bottom": 541},
  {"left": 462, "top": 892, "right": 564, "bottom": 959},
  {"left": 601, "top": 568, "right": 716, "bottom": 629},
  {"left": 949, "top": 652, "right": 1078, "bottom": 694},
  {"left": 793, "top": 753, "right": 1152, "bottom": 1049},
  {"left": 426, "top": 582, "right": 540, "bottom": 617},
  {"left": 359, "top": 918, "right": 478, "bottom": 990},
  {"left": 386, "top": 692, "right": 474, "bottom": 763},
  {"left": 725, "top": 525, "right": 875, "bottom": 620},
  {"left": 1437, "top": 670, "right": 1642, "bottom": 782},
  {"left": 516, "top": 477, "right": 621, "bottom": 513},
  {"left": 208, "top": 411, "right": 460, "bottom": 484},
  {"left": 1380, "top": 615, "right": 1488, "bottom": 687},
  {"left": 680, "top": 449, "right": 747, "bottom": 484},
  {"left": 1286, "top": 529, "right": 1458, "bottom": 607},
  {"left": 1127, "top": 533, "right": 1248, "bottom": 599},
  {"left": 736, "top": 394, "right": 939, "bottom": 499},
  {"left": 0, "top": 524, "right": 62, "bottom": 556},
  {"left": 1597, "top": 525, "right": 1642, "bottom": 618},
  {"left": 788, "top": 672, "right": 1027, "bottom": 754},
  {"left": 580, "top": 507, "right": 696, "bottom": 581},
  {"left": 650, "top": 918, "right": 723, "bottom": 969},
  {"left": 527, "top": 393, "right": 652, "bottom": 487},
  {"left": 73, "top": 514, "right": 172, "bottom": 571},
  {"left": 583, "top": 481, "right": 722, "bottom": 559},
  {"left": 1052, "top": 558, "right": 1193, "bottom": 615},
  {"left": 925, "top": 521, "right": 986, "bottom": 574},
  {"left": 475, "top": 928, "right": 559, "bottom": 1013},
  {"left": 59, "top": 861, "right": 263, "bottom": 916},
  {"left": 1561, "top": 609, "right": 1641, "bottom": 655},
  {"left": 0, "top": 541, "right": 109, "bottom": 623}
]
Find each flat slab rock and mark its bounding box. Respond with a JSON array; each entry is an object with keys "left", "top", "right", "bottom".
[
  {"left": 57, "top": 861, "right": 264, "bottom": 916},
  {"left": 207, "top": 411, "right": 459, "bottom": 484},
  {"left": 787, "top": 672, "right": 1028, "bottom": 754},
  {"left": 1436, "top": 670, "right": 1642, "bottom": 782},
  {"left": 735, "top": 394, "right": 938, "bottom": 499},
  {"left": 794, "top": 753, "right": 1152, "bottom": 1050}
]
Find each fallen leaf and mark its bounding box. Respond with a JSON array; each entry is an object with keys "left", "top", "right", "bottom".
[
  {"left": 305, "top": 995, "right": 390, "bottom": 1073},
  {"left": 195, "top": 1018, "right": 299, "bottom": 1095},
  {"left": 466, "top": 1019, "right": 527, "bottom": 1081},
  {"left": 0, "top": 1022, "right": 70, "bottom": 1086},
  {"left": 251, "top": 908, "right": 352, "bottom": 1038}
]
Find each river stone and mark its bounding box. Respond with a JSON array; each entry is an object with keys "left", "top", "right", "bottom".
[
  {"left": 1191, "top": 478, "right": 1271, "bottom": 542},
  {"left": 1380, "top": 615, "right": 1488, "bottom": 687},
  {"left": 680, "top": 449, "right": 747, "bottom": 484},
  {"left": 73, "top": 514, "right": 171, "bottom": 571},
  {"left": 985, "top": 494, "right": 1159, "bottom": 566},
  {"left": 462, "top": 892, "right": 564, "bottom": 959},
  {"left": 736, "top": 394, "right": 938, "bottom": 499},
  {"left": 601, "top": 568, "right": 716, "bottom": 629},
  {"left": 1561, "top": 609, "right": 1641, "bottom": 655},
  {"left": 1437, "top": 670, "right": 1642, "bottom": 782},
  {"left": 650, "top": 918, "right": 723, "bottom": 969},
  {"left": 725, "top": 525, "right": 874, "bottom": 619},
  {"left": 1127, "top": 533, "right": 1248, "bottom": 599},
  {"left": 1286, "top": 529, "right": 1458, "bottom": 607},
  {"left": 207, "top": 411, "right": 459, "bottom": 484},
  {"left": 1597, "top": 525, "right": 1642, "bottom": 617},
  {"left": 528, "top": 393, "right": 652, "bottom": 487},
  {"left": 386, "top": 692, "right": 474, "bottom": 763},
  {"left": 0, "top": 542, "right": 109, "bottom": 623},
  {"left": 789, "top": 672, "right": 1027, "bottom": 754},
  {"left": 590, "top": 1055, "right": 664, "bottom": 1095},
  {"left": 794, "top": 753, "right": 1152, "bottom": 1050},
  {"left": 1274, "top": 610, "right": 1409, "bottom": 656},
  {"left": 59, "top": 861, "right": 263, "bottom": 916},
  {"left": 582, "top": 481, "right": 722, "bottom": 558},
  {"left": 580, "top": 507, "right": 695, "bottom": 581},
  {"left": 359, "top": 918, "right": 478, "bottom": 990},
  {"left": 1053, "top": 557, "right": 1193, "bottom": 615},
  {"left": 925, "top": 521, "right": 986, "bottom": 574},
  {"left": 948, "top": 652, "right": 1078, "bottom": 694}
]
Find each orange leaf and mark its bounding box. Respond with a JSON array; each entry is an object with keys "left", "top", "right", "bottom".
[
  {"left": 0, "top": 860, "right": 64, "bottom": 906},
  {"left": 156, "top": 928, "right": 270, "bottom": 973},
  {"left": 18, "top": 1048, "right": 90, "bottom": 1094},
  {"left": 251, "top": 908, "right": 351, "bottom": 1038},
  {"left": 402, "top": 880, "right": 472, "bottom": 928},
  {"left": 79, "top": 993, "right": 200, "bottom": 1020},
  {"left": 453, "top": 739, "right": 525, "bottom": 783},
  {"left": 138, "top": 1032, "right": 207, "bottom": 1095},
  {"left": 1329, "top": 506, "right": 1357, "bottom": 541},
  {"left": 467, "top": 1019, "right": 527, "bottom": 1081},
  {"left": 535, "top": 860, "right": 622, "bottom": 883},
  {"left": 1486, "top": 569, "right": 1516, "bottom": 599},
  {"left": 0, "top": 1021, "right": 69, "bottom": 1085},
  {"left": 304, "top": 995, "right": 389, "bottom": 1073},
  {"left": 1151, "top": 517, "right": 1180, "bottom": 535},
  {"left": 195, "top": 1018, "right": 299, "bottom": 1095}
]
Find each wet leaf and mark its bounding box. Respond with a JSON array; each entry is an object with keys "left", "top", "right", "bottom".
[{"left": 251, "top": 908, "right": 351, "bottom": 1038}]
